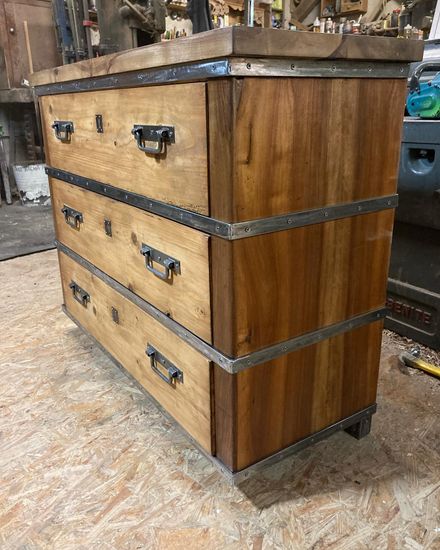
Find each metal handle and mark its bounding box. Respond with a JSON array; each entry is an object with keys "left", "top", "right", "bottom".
[
  {"left": 131, "top": 124, "right": 175, "bottom": 155},
  {"left": 52, "top": 120, "right": 74, "bottom": 142},
  {"left": 146, "top": 344, "right": 183, "bottom": 385},
  {"left": 69, "top": 281, "right": 90, "bottom": 307},
  {"left": 61, "top": 205, "right": 83, "bottom": 229},
  {"left": 140, "top": 243, "right": 180, "bottom": 281}
]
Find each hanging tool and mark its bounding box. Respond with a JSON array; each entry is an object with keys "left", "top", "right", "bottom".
[{"left": 399, "top": 347, "right": 440, "bottom": 378}]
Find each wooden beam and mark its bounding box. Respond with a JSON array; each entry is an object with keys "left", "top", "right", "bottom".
[{"left": 291, "top": 0, "right": 320, "bottom": 22}]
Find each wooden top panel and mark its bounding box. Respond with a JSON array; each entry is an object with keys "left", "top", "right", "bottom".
[{"left": 30, "top": 27, "right": 423, "bottom": 87}]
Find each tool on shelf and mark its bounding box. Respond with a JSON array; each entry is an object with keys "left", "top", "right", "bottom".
[{"left": 407, "top": 62, "right": 440, "bottom": 119}]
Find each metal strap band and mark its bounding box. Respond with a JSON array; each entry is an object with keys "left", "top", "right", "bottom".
[
  {"left": 47, "top": 167, "right": 398, "bottom": 240},
  {"left": 223, "top": 404, "right": 378, "bottom": 483},
  {"left": 229, "top": 58, "right": 408, "bottom": 79},
  {"left": 58, "top": 242, "right": 387, "bottom": 374},
  {"left": 61, "top": 304, "right": 378, "bottom": 483},
  {"left": 34, "top": 58, "right": 409, "bottom": 96}
]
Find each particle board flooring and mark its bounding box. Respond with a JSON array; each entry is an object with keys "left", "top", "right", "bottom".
[
  {"left": 0, "top": 250, "right": 439, "bottom": 549},
  {"left": 0, "top": 204, "right": 55, "bottom": 261}
]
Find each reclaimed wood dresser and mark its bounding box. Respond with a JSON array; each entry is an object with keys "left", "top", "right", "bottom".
[{"left": 31, "top": 28, "right": 423, "bottom": 482}]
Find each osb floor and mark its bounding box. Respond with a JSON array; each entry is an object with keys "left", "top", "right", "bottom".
[{"left": 0, "top": 250, "right": 439, "bottom": 549}]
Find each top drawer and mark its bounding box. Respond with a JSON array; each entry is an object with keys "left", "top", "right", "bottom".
[{"left": 40, "top": 83, "right": 209, "bottom": 215}]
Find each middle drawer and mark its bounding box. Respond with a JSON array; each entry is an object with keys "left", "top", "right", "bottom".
[{"left": 51, "top": 177, "right": 212, "bottom": 343}]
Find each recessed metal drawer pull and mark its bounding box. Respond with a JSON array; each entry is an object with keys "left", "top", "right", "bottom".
[
  {"left": 61, "top": 205, "right": 83, "bottom": 229},
  {"left": 69, "top": 281, "right": 90, "bottom": 307},
  {"left": 140, "top": 243, "right": 181, "bottom": 281},
  {"left": 146, "top": 344, "right": 183, "bottom": 385},
  {"left": 131, "top": 124, "right": 175, "bottom": 155},
  {"left": 52, "top": 120, "right": 74, "bottom": 142}
]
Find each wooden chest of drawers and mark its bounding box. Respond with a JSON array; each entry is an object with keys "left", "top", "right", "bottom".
[{"left": 32, "top": 27, "right": 423, "bottom": 482}]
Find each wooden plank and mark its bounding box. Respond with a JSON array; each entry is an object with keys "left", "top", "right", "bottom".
[
  {"left": 51, "top": 178, "right": 212, "bottom": 343},
  {"left": 0, "top": 1, "right": 11, "bottom": 90},
  {"left": 0, "top": 88, "right": 33, "bottom": 102},
  {"left": 0, "top": 136, "right": 12, "bottom": 204},
  {"left": 29, "top": 27, "right": 423, "bottom": 87},
  {"left": 231, "top": 27, "right": 424, "bottom": 62},
  {"left": 209, "top": 77, "right": 406, "bottom": 222},
  {"left": 212, "top": 210, "right": 395, "bottom": 357},
  {"left": 4, "top": 0, "right": 61, "bottom": 88},
  {"left": 213, "top": 364, "right": 236, "bottom": 470},
  {"left": 215, "top": 321, "right": 383, "bottom": 472},
  {"left": 291, "top": 0, "right": 320, "bottom": 23},
  {"left": 30, "top": 27, "right": 234, "bottom": 87},
  {"left": 40, "top": 83, "right": 209, "bottom": 214},
  {"left": 58, "top": 249, "right": 213, "bottom": 453},
  {"left": 207, "top": 79, "right": 235, "bottom": 222}
]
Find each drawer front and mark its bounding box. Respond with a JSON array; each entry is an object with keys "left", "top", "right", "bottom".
[
  {"left": 52, "top": 178, "right": 212, "bottom": 343},
  {"left": 59, "top": 250, "right": 213, "bottom": 453},
  {"left": 40, "top": 83, "right": 208, "bottom": 214}
]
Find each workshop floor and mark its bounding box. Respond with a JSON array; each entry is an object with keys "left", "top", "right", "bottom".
[
  {"left": 0, "top": 203, "right": 55, "bottom": 261},
  {"left": 0, "top": 250, "right": 439, "bottom": 549}
]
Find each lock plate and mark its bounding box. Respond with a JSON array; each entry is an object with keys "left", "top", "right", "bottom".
[
  {"left": 104, "top": 219, "right": 112, "bottom": 236},
  {"left": 95, "top": 114, "right": 103, "bottom": 133}
]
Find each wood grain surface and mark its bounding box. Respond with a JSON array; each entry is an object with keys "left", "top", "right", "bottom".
[
  {"left": 212, "top": 210, "right": 395, "bottom": 357},
  {"left": 208, "top": 77, "right": 406, "bottom": 221},
  {"left": 58, "top": 250, "right": 213, "bottom": 452},
  {"left": 215, "top": 320, "right": 383, "bottom": 471},
  {"left": 40, "top": 83, "right": 208, "bottom": 214},
  {"left": 30, "top": 27, "right": 423, "bottom": 87},
  {"left": 51, "top": 178, "right": 212, "bottom": 343}
]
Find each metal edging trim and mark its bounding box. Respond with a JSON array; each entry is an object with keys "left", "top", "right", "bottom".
[
  {"left": 225, "top": 404, "right": 378, "bottom": 484},
  {"left": 57, "top": 242, "right": 387, "bottom": 374},
  {"left": 47, "top": 167, "right": 398, "bottom": 240},
  {"left": 229, "top": 58, "right": 409, "bottom": 79},
  {"left": 61, "top": 303, "right": 377, "bottom": 484},
  {"left": 34, "top": 58, "right": 409, "bottom": 96},
  {"left": 34, "top": 60, "right": 231, "bottom": 96}
]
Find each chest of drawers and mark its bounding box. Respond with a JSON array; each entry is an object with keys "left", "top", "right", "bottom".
[{"left": 32, "top": 27, "right": 423, "bottom": 482}]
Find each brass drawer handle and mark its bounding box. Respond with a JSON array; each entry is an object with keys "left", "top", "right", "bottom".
[
  {"left": 146, "top": 344, "right": 183, "bottom": 385},
  {"left": 140, "top": 243, "right": 181, "bottom": 281},
  {"left": 61, "top": 205, "right": 83, "bottom": 229},
  {"left": 69, "top": 281, "right": 90, "bottom": 307},
  {"left": 131, "top": 124, "right": 175, "bottom": 155},
  {"left": 52, "top": 120, "right": 74, "bottom": 142}
]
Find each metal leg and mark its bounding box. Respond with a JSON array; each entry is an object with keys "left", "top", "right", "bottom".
[{"left": 345, "top": 414, "right": 372, "bottom": 440}]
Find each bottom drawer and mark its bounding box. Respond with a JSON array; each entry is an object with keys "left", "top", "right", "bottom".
[{"left": 59, "top": 250, "right": 213, "bottom": 453}]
